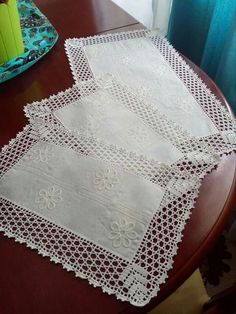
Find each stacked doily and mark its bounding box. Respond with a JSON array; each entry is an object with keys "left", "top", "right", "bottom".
[{"left": 0, "top": 29, "right": 235, "bottom": 306}]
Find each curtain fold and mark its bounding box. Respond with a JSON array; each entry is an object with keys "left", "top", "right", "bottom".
[
  {"left": 167, "top": 0, "right": 236, "bottom": 113},
  {"left": 152, "top": 0, "right": 172, "bottom": 35}
]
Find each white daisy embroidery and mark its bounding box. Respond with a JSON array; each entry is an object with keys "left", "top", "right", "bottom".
[
  {"left": 35, "top": 186, "right": 62, "bottom": 210},
  {"left": 93, "top": 168, "right": 119, "bottom": 191},
  {"left": 26, "top": 145, "right": 54, "bottom": 163},
  {"left": 127, "top": 125, "right": 149, "bottom": 145},
  {"left": 108, "top": 219, "right": 138, "bottom": 248}
]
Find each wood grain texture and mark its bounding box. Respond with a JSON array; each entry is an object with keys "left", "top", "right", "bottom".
[{"left": 0, "top": 1, "right": 235, "bottom": 313}]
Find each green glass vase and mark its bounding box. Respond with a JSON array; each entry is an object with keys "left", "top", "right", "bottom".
[{"left": 0, "top": 0, "right": 24, "bottom": 64}]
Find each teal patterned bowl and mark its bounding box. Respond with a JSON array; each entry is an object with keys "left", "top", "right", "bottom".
[{"left": 0, "top": 0, "right": 58, "bottom": 83}]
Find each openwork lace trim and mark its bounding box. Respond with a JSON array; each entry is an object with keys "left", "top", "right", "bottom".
[
  {"left": 64, "top": 30, "right": 236, "bottom": 156},
  {"left": 0, "top": 123, "right": 220, "bottom": 306}
]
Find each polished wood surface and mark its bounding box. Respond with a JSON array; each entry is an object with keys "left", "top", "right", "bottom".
[{"left": 0, "top": 1, "right": 235, "bottom": 313}]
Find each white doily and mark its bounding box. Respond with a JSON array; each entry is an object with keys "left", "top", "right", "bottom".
[
  {"left": 64, "top": 29, "right": 236, "bottom": 153},
  {"left": 0, "top": 120, "right": 221, "bottom": 307}
]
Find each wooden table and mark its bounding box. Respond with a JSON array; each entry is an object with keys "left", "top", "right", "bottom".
[{"left": 0, "top": 1, "right": 235, "bottom": 313}]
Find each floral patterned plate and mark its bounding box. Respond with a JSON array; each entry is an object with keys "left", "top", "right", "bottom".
[{"left": 0, "top": 0, "right": 58, "bottom": 83}]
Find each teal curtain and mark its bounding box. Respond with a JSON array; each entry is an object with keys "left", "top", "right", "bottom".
[{"left": 167, "top": 0, "right": 236, "bottom": 114}]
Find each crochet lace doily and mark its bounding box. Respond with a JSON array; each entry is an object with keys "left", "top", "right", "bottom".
[{"left": 64, "top": 29, "right": 236, "bottom": 152}]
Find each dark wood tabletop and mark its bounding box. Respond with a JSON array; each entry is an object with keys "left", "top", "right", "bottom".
[{"left": 0, "top": 1, "right": 235, "bottom": 313}]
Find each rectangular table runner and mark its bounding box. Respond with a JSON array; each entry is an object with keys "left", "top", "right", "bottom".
[
  {"left": 65, "top": 29, "right": 236, "bottom": 153},
  {"left": 25, "top": 76, "right": 222, "bottom": 169},
  {"left": 0, "top": 121, "right": 205, "bottom": 306}
]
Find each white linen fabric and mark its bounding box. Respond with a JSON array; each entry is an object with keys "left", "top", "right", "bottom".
[
  {"left": 0, "top": 123, "right": 213, "bottom": 306},
  {"left": 64, "top": 29, "right": 236, "bottom": 151}
]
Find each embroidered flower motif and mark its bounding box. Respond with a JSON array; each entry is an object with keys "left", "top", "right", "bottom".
[
  {"left": 93, "top": 168, "right": 119, "bottom": 191},
  {"left": 71, "top": 114, "right": 99, "bottom": 137},
  {"left": 35, "top": 186, "right": 62, "bottom": 209},
  {"left": 85, "top": 93, "right": 108, "bottom": 113},
  {"left": 136, "top": 41, "right": 146, "bottom": 49},
  {"left": 90, "top": 44, "right": 105, "bottom": 57},
  {"left": 82, "top": 120, "right": 98, "bottom": 137},
  {"left": 108, "top": 219, "right": 138, "bottom": 248},
  {"left": 177, "top": 98, "right": 192, "bottom": 111},
  {"left": 26, "top": 145, "right": 54, "bottom": 163},
  {"left": 121, "top": 56, "right": 134, "bottom": 66},
  {"left": 154, "top": 64, "right": 166, "bottom": 77},
  {"left": 167, "top": 95, "right": 193, "bottom": 111},
  {"left": 137, "top": 86, "right": 152, "bottom": 99},
  {"left": 127, "top": 125, "right": 149, "bottom": 144}
]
